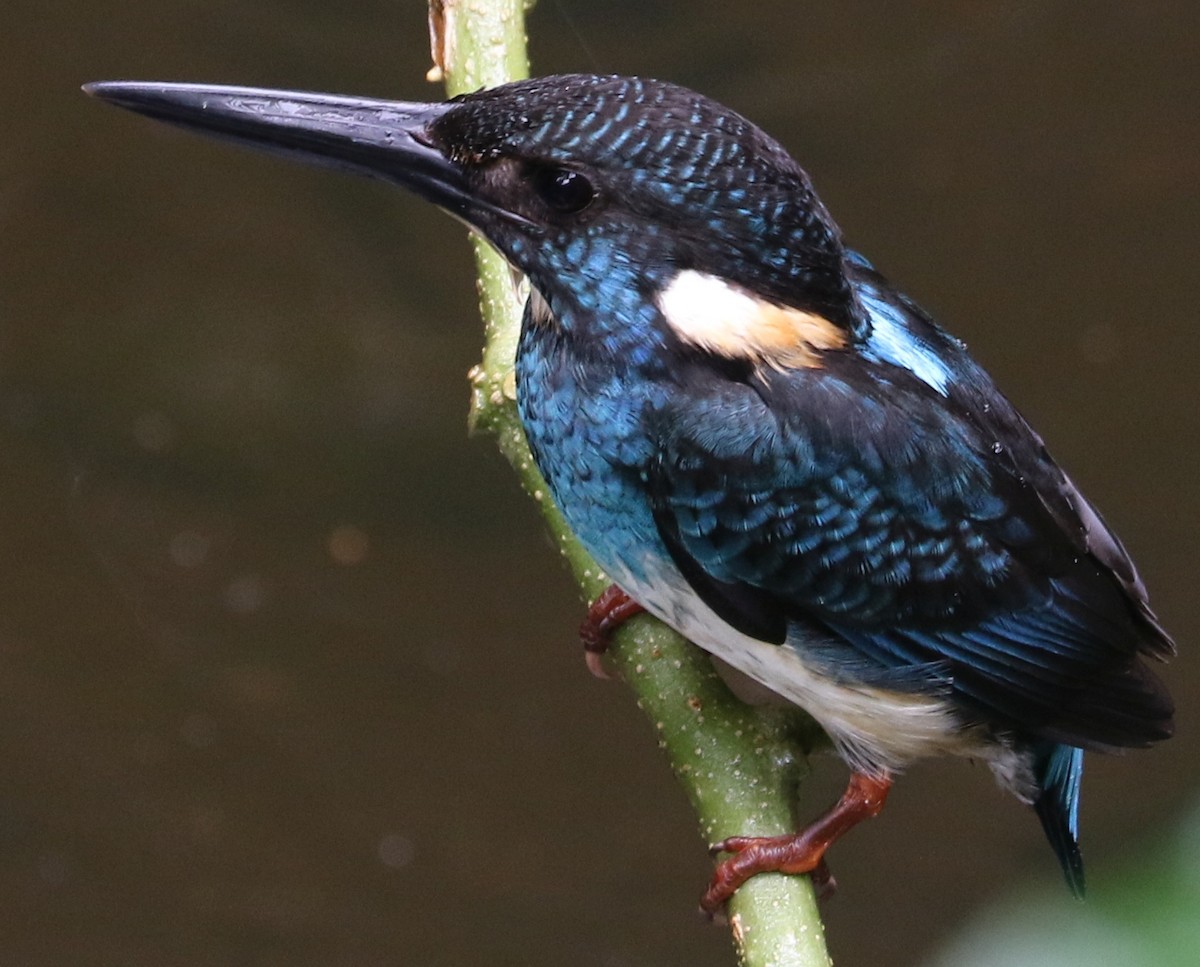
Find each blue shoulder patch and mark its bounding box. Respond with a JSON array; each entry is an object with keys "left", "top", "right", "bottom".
[{"left": 857, "top": 285, "right": 952, "bottom": 396}]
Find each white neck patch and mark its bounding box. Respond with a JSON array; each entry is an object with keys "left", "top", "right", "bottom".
[{"left": 656, "top": 269, "right": 845, "bottom": 369}]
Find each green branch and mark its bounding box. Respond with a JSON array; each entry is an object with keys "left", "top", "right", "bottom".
[{"left": 428, "top": 3, "right": 832, "bottom": 963}]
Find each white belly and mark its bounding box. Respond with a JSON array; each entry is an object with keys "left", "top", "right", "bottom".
[{"left": 611, "top": 556, "right": 981, "bottom": 775}]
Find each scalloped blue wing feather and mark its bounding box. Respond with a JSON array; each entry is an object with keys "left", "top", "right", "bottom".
[{"left": 644, "top": 271, "right": 1173, "bottom": 749}]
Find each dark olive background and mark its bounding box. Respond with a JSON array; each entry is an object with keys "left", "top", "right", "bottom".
[{"left": 2, "top": 1, "right": 1197, "bottom": 965}]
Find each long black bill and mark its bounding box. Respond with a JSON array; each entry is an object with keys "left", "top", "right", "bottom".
[{"left": 84, "top": 81, "right": 512, "bottom": 225}]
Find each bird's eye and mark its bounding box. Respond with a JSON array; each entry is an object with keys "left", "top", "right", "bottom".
[{"left": 525, "top": 163, "right": 595, "bottom": 214}]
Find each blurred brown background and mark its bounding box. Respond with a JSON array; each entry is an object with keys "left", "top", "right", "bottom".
[{"left": 2, "top": 1, "right": 1197, "bottom": 964}]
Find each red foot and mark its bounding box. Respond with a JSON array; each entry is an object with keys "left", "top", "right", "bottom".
[
  {"left": 700, "top": 771, "right": 892, "bottom": 915},
  {"left": 578, "top": 584, "right": 645, "bottom": 679}
]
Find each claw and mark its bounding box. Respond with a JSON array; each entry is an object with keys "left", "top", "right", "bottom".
[
  {"left": 578, "top": 584, "right": 645, "bottom": 678},
  {"left": 709, "top": 835, "right": 757, "bottom": 856},
  {"left": 584, "top": 649, "right": 614, "bottom": 680},
  {"left": 810, "top": 858, "right": 838, "bottom": 901}
]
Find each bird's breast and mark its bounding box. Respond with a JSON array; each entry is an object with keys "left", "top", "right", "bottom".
[
  {"left": 515, "top": 324, "right": 665, "bottom": 580},
  {"left": 514, "top": 323, "right": 977, "bottom": 774}
]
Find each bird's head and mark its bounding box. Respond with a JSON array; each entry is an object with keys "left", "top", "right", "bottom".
[{"left": 87, "top": 74, "right": 862, "bottom": 346}]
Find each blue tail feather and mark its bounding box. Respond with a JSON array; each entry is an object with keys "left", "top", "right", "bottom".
[{"left": 1033, "top": 743, "right": 1085, "bottom": 897}]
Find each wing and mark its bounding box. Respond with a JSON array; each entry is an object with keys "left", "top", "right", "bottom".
[{"left": 645, "top": 271, "right": 1173, "bottom": 749}]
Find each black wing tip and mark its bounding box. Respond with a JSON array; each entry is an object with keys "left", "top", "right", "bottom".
[{"left": 1138, "top": 605, "right": 1177, "bottom": 661}]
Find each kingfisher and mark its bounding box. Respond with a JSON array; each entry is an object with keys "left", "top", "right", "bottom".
[{"left": 86, "top": 73, "right": 1174, "bottom": 912}]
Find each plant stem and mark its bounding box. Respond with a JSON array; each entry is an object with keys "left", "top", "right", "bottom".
[{"left": 428, "top": 3, "right": 832, "bottom": 963}]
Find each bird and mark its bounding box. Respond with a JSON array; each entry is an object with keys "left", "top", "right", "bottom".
[{"left": 85, "top": 73, "right": 1174, "bottom": 912}]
